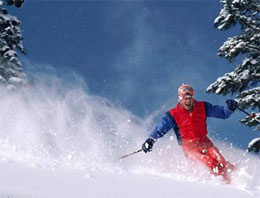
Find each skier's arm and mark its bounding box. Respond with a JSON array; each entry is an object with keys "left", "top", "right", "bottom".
[
  {"left": 205, "top": 102, "right": 234, "bottom": 119},
  {"left": 142, "top": 112, "right": 177, "bottom": 153},
  {"left": 149, "top": 112, "right": 177, "bottom": 139}
]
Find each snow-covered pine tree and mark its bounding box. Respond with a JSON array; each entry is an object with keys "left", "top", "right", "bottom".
[
  {"left": 0, "top": 0, "right": 26, "bottom": 89},
  {"left": 207, "top": 0, "right": 260, "bottom": 130}
]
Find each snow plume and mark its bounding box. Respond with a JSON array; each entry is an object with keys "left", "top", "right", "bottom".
[
  {"left": 0, "top": 63, "right": 259, "bottom": 189},
  {"left": 0, "top": 66, "right": 149, "bottom": 171}
]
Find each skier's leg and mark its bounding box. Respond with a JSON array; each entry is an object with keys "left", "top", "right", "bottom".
[
  {"left": 206, "top": 146, "right": 227, "bottom": 169},
  {"left": 183, "top": 147, "right": 216, "bottom": 173},
  {"left": 184, "top": 145, "right": 234, "bottom": 183},
  {"left": 206, "top": 145, "right": 236, "bottom": 183},
  {"left": 207, "top": 146, "right": 236, "bottom": 171}
]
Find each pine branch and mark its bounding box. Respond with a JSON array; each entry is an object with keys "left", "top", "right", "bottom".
[
  {"left": 238, "top": 87, "right": 260, "bottom": 109},
  {"left": 207, "top": 56, "right": 260, "bottom": 95},
  {"left": 240, "top": 112, "right": 260, "bottom": 131}
]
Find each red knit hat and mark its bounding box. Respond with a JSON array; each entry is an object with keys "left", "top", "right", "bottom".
[{"left": 178, "top": 84, "right": 194, "bottom": 101}]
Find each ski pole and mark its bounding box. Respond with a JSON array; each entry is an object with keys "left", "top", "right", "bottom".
[
  {"left": 119, "top": 149, "right": 142, "bottom": 160},
  {"left": 236, "top": 106, "right": 260, "bottom": 124}
]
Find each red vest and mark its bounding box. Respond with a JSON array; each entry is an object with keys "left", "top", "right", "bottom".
[{"left": 169, "top": 101, "right": 208, "bottom": 142}]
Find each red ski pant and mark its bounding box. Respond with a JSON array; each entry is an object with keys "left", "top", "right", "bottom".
[{"left": 182, "top": 136, "right": 230, "bottom": 176}]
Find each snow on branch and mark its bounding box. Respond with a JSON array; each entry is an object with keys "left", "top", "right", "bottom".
[
  {"left": 207, "top": 57, "right": 260, "bottom": 95},
  {"left": 240, "top": 112, "right": 260, "bottom": 131},
  {"left": 238, "top": 87, "right": 260, "bottom": 109},
  {"left": 215, "top": 0, "right": 260, "bottom": 31},
  {"left": 218, "top": 30, "right": 259, "bottom": 61}
]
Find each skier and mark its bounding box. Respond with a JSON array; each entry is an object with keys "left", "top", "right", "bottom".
[{"left": 142, "top": 84, "right": 237, "bottom": 183}]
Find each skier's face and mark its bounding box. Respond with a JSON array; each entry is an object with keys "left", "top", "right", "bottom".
[{"left": 180, "top": 95, "right": 194, "bottom": 111}]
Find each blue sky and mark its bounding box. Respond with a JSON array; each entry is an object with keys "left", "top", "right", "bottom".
[{"left": 9, "top": 0, "right": 259, "bottom": 149}]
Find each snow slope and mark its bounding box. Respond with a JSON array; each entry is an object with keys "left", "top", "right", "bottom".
[
  {"left": 1, "top": 156, "right": 260, "bottom": 198},
  {"left": 0, "top": 75, "right": 260, "bottom": 198}
]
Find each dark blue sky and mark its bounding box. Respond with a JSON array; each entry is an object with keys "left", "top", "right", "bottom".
[{"left": 10, "top": 1, "right": 259, "bottom": 149}]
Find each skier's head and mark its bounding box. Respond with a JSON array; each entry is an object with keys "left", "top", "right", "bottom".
[
  {"left": 178, "top": 84, "right": 194, "bottom": 111},
  {"left": 178, "top": 84, "right": 194, "bottom": 100}
]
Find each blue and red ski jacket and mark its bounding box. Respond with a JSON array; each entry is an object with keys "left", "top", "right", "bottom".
[{"left": 149, "top": 101, "right": 234, "bottom": 145}]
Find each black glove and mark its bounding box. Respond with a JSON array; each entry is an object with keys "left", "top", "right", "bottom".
[
  {"left": 226, "top": 99, "right": 238, "bottom": 111},
  {"left": 142, "top": 138, "right": 155, "bottom": 153},
  {"left": 247, "top": 137, "right": 260, "bottom": 153}
]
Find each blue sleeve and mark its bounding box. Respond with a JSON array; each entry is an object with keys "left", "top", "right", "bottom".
[
  {"left": 205, "top": 102, "right": 234, "bottom": 119},
  {"left": 149, "top": 112, "right": 177, "bottom": 140}
]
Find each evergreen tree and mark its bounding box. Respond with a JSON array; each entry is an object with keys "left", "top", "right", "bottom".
[
  {"left": 207, "top": 0, "right": 260, "bottom": 130},
  {"left": 0, "top": 0, "right": 26, "bottom": 89}
]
